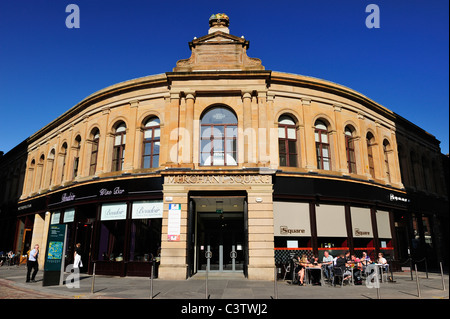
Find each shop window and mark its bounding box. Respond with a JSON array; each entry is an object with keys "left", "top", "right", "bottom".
[
  {"left": 278, "top": 115, "right": 298, "bottom": 167},
  {"left": 366, "top": 132, "right": 375, "bottom": 178},
  {"left": 344, "top": 126, "right": 357, "bottom": 174},
  {"left": 98, "top": 202, "right": 127, "bottom": 261},
  {"left": 317, "top": 237, "right": 349, "bottom": 261},
  {"left": 142, "top": 117, "right": 160, "bottom": 169},
  {"left": 98, "top": 220, "right": 126, "bottom": 261},
  {"left": 314, "top": 120, "right": 331, "bottom": 170},
  {"left": 89, "top": 129, "right": 100, "bottom": 176},
  {"left": 422, "top": 215, "right": 433, "bottom": 248},
  {"left": 112, "top": 122, "right": 126, "bottom": 172},
  {"left": 274, "top": 237, "right": 311, "bottom": 249},
  {"left": 200, "top": 106, "right": 237, "bottom": 166},
  {"left": 129, "top": 219, "right": 162, "bottom": 261}
]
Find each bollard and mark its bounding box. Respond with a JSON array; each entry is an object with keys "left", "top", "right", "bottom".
[
  {"left": 91, "top": 262, "right": 96, "bottom": 294},
  {"left": 205, "top": 250, "right": 211, "bottom": 299},
  {"left": 409, "top": 258, "right": 413, "bottom": 281},
  {"left": 274, "top": 266, "right": 278, "bottom": 299},
  {"left": 205, "top": 265, "right": 208, "bottom": 299},
  {"left": 415, "top": 264, "right": 421, "bottom": 298},
  {"left": 440, "top": 262, "right": 446, "bottom": 291},
  {"left": 150, "top": 260, "right": 154, "bottom": 299},
  {"left": 375, "top": 265, "right": 381, "bottom": 299}
]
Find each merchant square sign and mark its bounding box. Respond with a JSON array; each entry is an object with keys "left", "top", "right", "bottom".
[{"left": 165, "top": 174, "right": 272, "bottom": 185}]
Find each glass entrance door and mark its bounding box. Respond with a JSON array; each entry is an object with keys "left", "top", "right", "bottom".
[{"left": 197, "top": 212, "right": 244, "bottom": 272}]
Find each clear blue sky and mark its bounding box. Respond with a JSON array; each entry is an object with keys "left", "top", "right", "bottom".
[{"left": 0, "top": 0, "right": 448, "bottom": 154}]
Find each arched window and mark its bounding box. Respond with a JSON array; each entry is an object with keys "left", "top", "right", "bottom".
[
  {"left": 383, "top": 139, "right": 391, "bottom": 183},
  {"left": 344, "top": 126, "right": 357, "bottom": 174},
  {"left": 366, "top": 132, "right": 375, "bottom": 178},
  {"left": 410, "top": 151, "right": 417, "bottom": 188},
  {"left": 112, "top": 122, "right": 126, "bottom": 171},
  {"left": 421, "top": 156, "right": 430, "bottom": 191},
  {"left": 278, "top": 115, "right": 298, "bottom": 167},
  {"left": 142, "top": 117, "right": 160, "bottom": 168},
  {"left": 200, "top": 106, "right": 237, "bottom": 166},
  {"left": 315, "top": 120, "right": 331, "bottom": 170},
  {"left": 397, "top": 144, "right": 408, "bottom": 186},
  {"left": 431, "top": 159, "right": 440, "bottom": 193},
  {"left": 73, "top": 135, "right": 81, "bottom": 178},
  {"left": 89, "top": 129, "right": 100, "bottom": 176},
  {"left": 61, "top": 142, "right": 68, "bottom": 182},
  {"left": 27, "top": 159, "right": 36, "bottom": 194},
  {"left": 47, "top": 149, "right": 55, "bottom": 187},
  {"left": 37, "top": 154, "right": 45, "bottom": 190}
]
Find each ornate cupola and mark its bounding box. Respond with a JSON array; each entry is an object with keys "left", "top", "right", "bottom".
[
  {"left": 208, "top": 13, "right": 230, "bottom": 34},
  {"left": 173, "top": 13, "right": 264, "bottom": 72}
]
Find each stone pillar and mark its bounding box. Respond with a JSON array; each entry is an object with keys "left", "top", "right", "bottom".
[
  {"left": 184, "top": 92, "right": 195, "bottom": 164},
  {"left": 97, "top": 107, "right": 111, "bottom": 175},
  {"left": 247, "top": 183, "right": 274, "bottom": 280},
  {"left": 301, "top": 98, "right": 315, "bottom": 170},
  {"left": 357, "top": 113, "right": 371, "bottom": 179},
  {"left": 162, "top": 92, "right": 180, "bottom": 166},
  {"left": 123, "top": 100, "right": 138, "bottom": 171},
  {"left": 333, "top": 104, "right": 347, "bottom": 173},
  {"left": 158, "top": 182, "right": 188, "bottom": 280},
  {"left": 31, "top": 212, "right": 51, "bottom": 266},
  {"left": 242, "top": 91, "right": 253, "bottom": 165}
]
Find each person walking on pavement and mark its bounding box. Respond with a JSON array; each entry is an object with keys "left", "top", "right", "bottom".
[
  {"left": 26, "top": 244, "right": 39, "bottom": 283},
  {"left": 73, "top": 243, "right": 83, "bottom": 269}
]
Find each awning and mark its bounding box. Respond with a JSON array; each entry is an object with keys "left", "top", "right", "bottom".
[
  {"left": 316, "top": 204, "right": 346, "bottom": 237},
  {"left": 376, "top": 210, "right": 392, "bottom": 239},
  {"left": 273, "top": 201, "right": 311, "bottom": 237},
  {"left": 350, "top": 207, "right": 373, "bottom": 238}
]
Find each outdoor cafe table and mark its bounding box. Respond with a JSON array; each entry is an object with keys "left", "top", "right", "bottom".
[
  {"left": 374, "top": 263, "right": 389, "bottom": 282},
  {"left": 305, "top": 265, "right": 325, "bottom": 286}
]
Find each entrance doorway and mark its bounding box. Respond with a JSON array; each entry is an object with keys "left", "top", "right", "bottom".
[
  {"left": 73, "top": 204, "right": 97, "bottom": 273},
  {"left": 190, "top": 195, "right": 247, "bottom": 275}
]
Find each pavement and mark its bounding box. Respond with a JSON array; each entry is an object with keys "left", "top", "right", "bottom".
[{"left": 0, "top": 264, "right": 448, "bottom": 300}]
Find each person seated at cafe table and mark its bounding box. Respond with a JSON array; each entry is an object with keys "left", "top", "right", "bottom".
[
  {"left": 377, "top": 252, "right": 388, "bottom": 272},
  {"left": 308, "top": 255, "right": 322, "bottom": 285},
  {"left": 322, "top": 250, "right": 334, "bottom": 279},
  {"left": 350, "top": 254, "right": 363, "bottom": 285},
  {"left": 345, "top": 250, "right": 351, "bottom": 262},
  {"left": 361, "top": 251, "right": 371, "bottom": 265},
  {"left": 335, "top": 253, "right": 352, "bottom": 284},
  {"left": 295, "top": 254, "right": 309, "bottom": 286}
]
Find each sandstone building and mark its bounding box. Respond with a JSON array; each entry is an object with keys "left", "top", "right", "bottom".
[{"left": 0, "top": 14, "right": 447, "bottom": 280}]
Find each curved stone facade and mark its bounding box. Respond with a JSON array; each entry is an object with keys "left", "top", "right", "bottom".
[{"left": 1, "top": 14, "right": 447, "bottom": 279}]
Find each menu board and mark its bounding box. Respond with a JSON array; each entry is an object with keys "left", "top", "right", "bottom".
[{"left": 167, "top": 203, "right": 181, "bottom": 241}]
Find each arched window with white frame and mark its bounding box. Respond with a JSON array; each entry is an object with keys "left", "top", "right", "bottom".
[
  {"left": 142, "top": 117, "right": 160, "bottom": 169},
  {"left": 315, "top": 120, "right": 331, "bottom": 170},
  {"left": 112, "top": 122, "right": 126, "bottom": 172},
  {"left": 200, "top": 106, "right": 237, "bottom": 166},
  {"left": 278, "top": 115, "right": 298, "bottom": 167},
  {"left": 345, "top": 125, "right": 357, "bottom": 174}
]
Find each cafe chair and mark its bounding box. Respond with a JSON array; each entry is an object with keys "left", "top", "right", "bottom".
[
  {"left": 321, "top": 265, "right": 332, "bottom": 285},
  {"left": 380, "top": 264, "right": 389, "bottom": 283},
  {"left": 332, "top": 267, "right": 349, "bottom": 287},
  {"left": 282, "top": 262, "right": 291, "bottom": 281}
]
